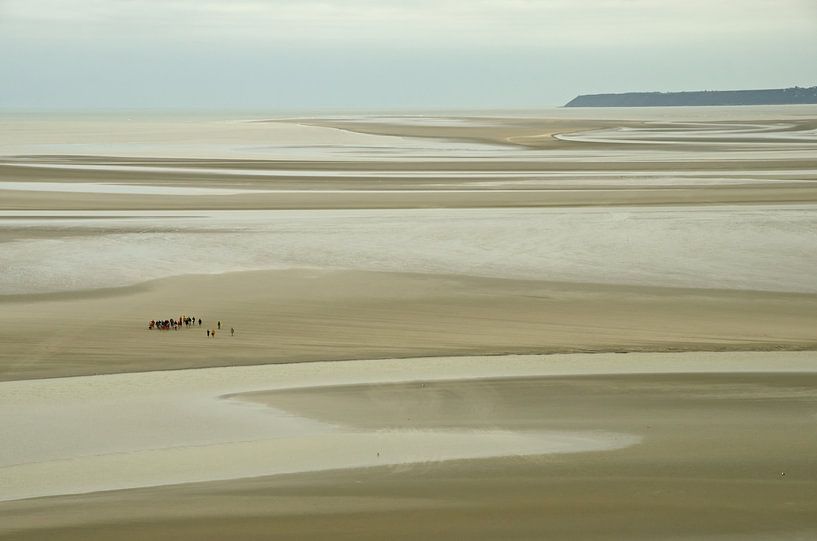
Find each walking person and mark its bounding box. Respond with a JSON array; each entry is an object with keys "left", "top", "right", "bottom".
[
  {"left": 207, "top": 329, "right": 210, "bottom": 337},
  {"left": 230, "top": 327, "right": 234, "bottom": 336},
  {"left": 218, "top": 321, "right": 221, "bottom": 330}
]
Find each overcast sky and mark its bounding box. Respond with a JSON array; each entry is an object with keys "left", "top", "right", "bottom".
[{"left": 1, "top": 0, "right": 816, "bottom": 110}]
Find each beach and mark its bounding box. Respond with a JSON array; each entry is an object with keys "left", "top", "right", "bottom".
[
  {"left": 2, "top": 108, "right": 817, "bottom": 539},
  {"left": 2, "top": 267, "right": 817, "bottom": 382},
  {"left": 2, "top": 353, "right": 817, "bottom": 539}
]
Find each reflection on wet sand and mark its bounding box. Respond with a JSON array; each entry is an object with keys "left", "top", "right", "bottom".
[{"left": 1, "top": 109, "right": 817, "bottom": 540}]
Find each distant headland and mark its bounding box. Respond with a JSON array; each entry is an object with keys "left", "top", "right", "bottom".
[{"left": 564, "top": 86, "right": 817, "bottom": 107}]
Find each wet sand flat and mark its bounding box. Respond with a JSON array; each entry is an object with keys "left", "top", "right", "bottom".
[
  {"left": 3, "top": 112, "right": 817, "bottom": 211},
  {"left": 2, "top": 269, "right": 817, "bottom": 381},
  {"left": 4, "top": 184, "right": 817, "bottom": 210},
  {"left": 2, "top": 110, "right": 817, "bottom": 539},
  {"left": 4, "top": 205, "right": 816, "bottom": 295},
  {"left": 2, "top": 354, "right": 816, "bottom": 540}
]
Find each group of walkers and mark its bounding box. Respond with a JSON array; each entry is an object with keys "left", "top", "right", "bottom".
[
  {"left": 148, "top": 315, "right": 234, "bottom": 337},
  {"left": 148, "top": 315, "right": 201, "bottom": 331}
]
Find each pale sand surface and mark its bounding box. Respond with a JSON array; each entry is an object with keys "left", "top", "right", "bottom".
[
  {"left": 1, "top": 352, "right": 816, "bottom": 539},
  {"left": 299, "top": 114, "right": 817, "bottom": 151},
  {"left": 4, "top": 153, "right": 817, "bottom": 210},
  {"left": 3, "top": 112, "right": 817, "bottom": 211},
  {"left": 2, "top": 352, "right": 655, "bottom": 501},
  {"left": 4, "top": 185, "right": 817, "bottom": 210},
  {"left": 2, "top": 269, "right": 817, "bottom": 381},
  {"left": 2, "top": 110, "right": 817, "bottom": 539}
]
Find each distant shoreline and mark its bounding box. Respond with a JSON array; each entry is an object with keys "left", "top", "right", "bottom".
[{"left": 565, "top": 86, "right": 817, "bottom": 107}]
